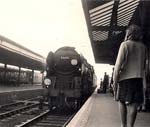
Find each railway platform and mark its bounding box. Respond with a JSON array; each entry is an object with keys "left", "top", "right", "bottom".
[
  {"left": 0, "top": 84, "right": 42, "bottom": 93},
  {"left": 67, "top": 91, "right": 150, "bottom": 127},
  {"left": 0, "top": 84, "right": 43, "bottom": 105}
]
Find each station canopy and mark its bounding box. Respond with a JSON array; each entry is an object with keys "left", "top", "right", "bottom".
[
  {"left": 82, "top": 0, "right": 150, "bottom": 65},
  {"left": 0, "top": 35, "right": 46, "bottom": 71}
]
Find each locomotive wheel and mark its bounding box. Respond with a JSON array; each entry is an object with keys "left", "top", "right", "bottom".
[
  {"left": 73, "top": 99, "right": 81, "bottom": 110},
  {"left": 39, "top": 97, "right": 44, "bottom": 110},
  {"left": 77, "top": 99, "right": 82, "bottom": 109},
  {"left": 48, "top": 98, "right": 53, "bottom": 110}
]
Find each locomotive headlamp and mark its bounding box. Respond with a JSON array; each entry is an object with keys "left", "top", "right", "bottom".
[
  {"left": 44, "top": 78, "right": 51, "bottom": 85},
  {"left": 71, "top": 59, "right": 78, "bottom": 65}
]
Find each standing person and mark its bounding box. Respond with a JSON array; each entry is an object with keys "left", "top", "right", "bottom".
[
  {"left": 103, "top": 72, "right": 109, "bottom": 93},
  {"left": 110, "top": 67, "right": 114, "bottom": 96},
  {"left": 138, "top": 70, "right": 147, "bottom": 111},
  {"left": 113, "top": 24, "right": 147, "bottom": 127},
  {"left": 142, "top": 71, "right": 147, "bottom": 111},
  {"left": 97, "top": 78, "right": 103, "bottom": 93},
  {"left": 100, "top": 78, "right": 103, "bottom": 90}
]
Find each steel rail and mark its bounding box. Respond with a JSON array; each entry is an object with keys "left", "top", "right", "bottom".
[{"left": 0, "top": 103, "right": 39, "bottom": 119}]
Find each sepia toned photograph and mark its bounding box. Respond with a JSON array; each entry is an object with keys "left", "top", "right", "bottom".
[{"left": 0, "top": 0, "right": 149, "bottom": 127}]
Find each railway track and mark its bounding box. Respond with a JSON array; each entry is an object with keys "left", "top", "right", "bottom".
[
  {"left": 0, "top": 103, "right": 43, "bottom": 126},
  {"left": 16, "top": 110, "right": 75, "bottom": 127},
  {"left": 0, "top": 97, "right": 49, "bottom": 127},
  {"left": 0, "top": 103, "right": 40, "bottom": 119},
  {"left": 0, "top": 96, "right": 42, "bottom": 114},
  {"left": 0, "top": 107, "right": 75, "bottom": 127},
  {"left": 0, "top": 96, "right": 76, "bottom": 127}
]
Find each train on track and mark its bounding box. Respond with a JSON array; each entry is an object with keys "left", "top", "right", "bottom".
[
  {"left": 0, "top": 65, "right": 43, "bottom": 85},
  {"left": 42, "top": 46, "right": 97, "bottom": 110}
]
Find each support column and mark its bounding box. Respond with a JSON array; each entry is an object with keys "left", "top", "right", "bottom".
[
  {"left": 42, "top": 71, "right": 44, "bottom": 85},
  {"left": 31, "top": 69, "right": 34, "bottom": 85},
  {"left": 4, "top": 64, "right": 7, "bottom": 85},
  {"left": 18, "top": 67, "right": 21, "bottom": 86}
]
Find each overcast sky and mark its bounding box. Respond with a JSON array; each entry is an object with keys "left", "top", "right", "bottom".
[{"left": 0, "top": 0, "right": 113, "bottom": 79}]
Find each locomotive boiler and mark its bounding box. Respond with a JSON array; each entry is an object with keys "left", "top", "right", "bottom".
[{"left": 42, "top": 46, "right": 96, "bottom": 110}]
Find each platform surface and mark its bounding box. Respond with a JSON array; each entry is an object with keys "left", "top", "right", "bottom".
[
  {"left": 0, "top": 84, "right": 42, "bottom": 93},
  {"left": 67, "top": 92, "right": 150, "bottom": 127}
]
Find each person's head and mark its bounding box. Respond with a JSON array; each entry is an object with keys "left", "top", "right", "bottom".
[{"left": 125, "top": 24, "right": 143, "bottom": 41}]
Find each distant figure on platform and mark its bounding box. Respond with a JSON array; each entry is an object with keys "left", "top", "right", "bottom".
[
  {"left": 109, "top": 67, "right": 114, "bottom": 96},
  {"left": 113, "top": 24, "right": 147, "bottom": 127},
  {"left": 138, "top": 70, "right": 147, "bottom": 111},
  {"left": 99, "top": 78, "right": 103, "bottom": 90},
  {"left": 103, "top": 72, "right": 109, "bottom": 93},
  {"left": 142, "top": 72, "right": 147, "bottom": 111},
  {"left": 97, "top": 78, "right": 103, "bottom": 94}
]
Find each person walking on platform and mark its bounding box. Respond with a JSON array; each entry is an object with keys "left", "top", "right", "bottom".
[
  {"left": 113, "top": 24, "right": 147, "bottom": 127},
  {"left": 109, "top": 67, "right": 114, "bottom": 96},
  {"left": 100, "top": 78, "right": 103, "bottom": 90},
  {"left": 103, "top": 72, "right": 109, "bottom": 93},
  {"left": 138, "top": 70, "right": 147, "bottom": 111}
]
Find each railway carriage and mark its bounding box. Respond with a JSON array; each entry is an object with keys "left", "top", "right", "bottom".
[{"left": 0, "top": 66, "right": 42, "bottom": 85}]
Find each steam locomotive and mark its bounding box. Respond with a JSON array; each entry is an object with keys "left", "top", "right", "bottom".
[{"left": 42, "top": 46, "right": 97, "bottom": 110}]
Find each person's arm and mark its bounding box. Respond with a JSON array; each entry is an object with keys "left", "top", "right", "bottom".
[
  {"left": 113, "top": 42, "right": 128, "bottom": 99},
  {"left": 144, "top": 47, "right": 148, "bottom": 89}
]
